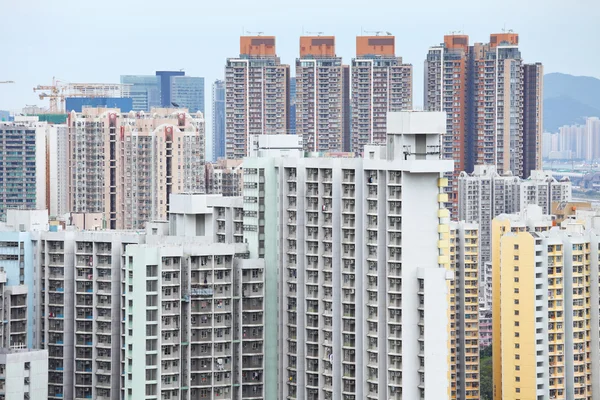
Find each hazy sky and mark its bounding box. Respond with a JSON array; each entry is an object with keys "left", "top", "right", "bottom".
[{"left": 1, "top": 0, "right": 598, "bottom": 158}]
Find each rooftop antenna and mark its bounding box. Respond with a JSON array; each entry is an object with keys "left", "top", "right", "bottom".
[
  {"left": 246, "top": 31, "right": 264, "bottom": 36},
  {"left": 363, "top": 30, "right": 385, "bottom": 36},
  {"left": 306, "top": 31, "right": 324, "bottom": 36}
]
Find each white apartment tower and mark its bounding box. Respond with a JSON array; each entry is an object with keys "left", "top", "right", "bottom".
[
  {"left": 225, "top": 36, "right": 290, "bottom": 159},
  {"left": 34, "top": 230, "right": 144, "bottom": 400},
  {"left": 296, "top": 36, "right": 350, "bottom": 153},
  {"left": 351, "top": 36, "right": 413, "bottom": 156},
  {"left": 243, "top": 111, "right": 455, "bottom": 400},
  {"left": 122, "top": 195, "right": 265, "bottom": 400}
]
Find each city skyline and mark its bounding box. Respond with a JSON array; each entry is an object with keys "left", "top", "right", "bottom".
[{"left": 1, "top": 0, "right": 598, "bottom": 159}]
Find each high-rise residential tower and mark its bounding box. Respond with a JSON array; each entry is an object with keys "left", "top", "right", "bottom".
[
  {"left": 0, "top": 118, "right": 47, "bottom": 221},
  {"left": 458, "top": 166, "right": 571, "bottom": 310},
  {"left": 68, "top": 107, "right": 205, "bottom": 229},
  {"left": 225, "top": 36, "right": 290, "bottom": 159},
  {"left": 522, "top": 63, "right": 544, "bottom": 179},
  {"left": 212, "top": 79, "right": 226, "bottom": 161},
  {"left": 351, "top": 35, "right": 413, "bottom": 156},
  {"left": 424, "top": 35, "right": 472, "bottom": 216},
  {"left": 289, "top": 77, "right": 297, "bottom": 135},
  {"left": 244, "top": 111, "right": 459, "bottom": 400},
  {"left": 295, "top": 36, "right": 349, "bottom": 153},
  {"left": 492, "top": 207, "right": 600, "bottom": 400},
  {"left": 425, "top": 33, "right": 544, "bottom": 216}
]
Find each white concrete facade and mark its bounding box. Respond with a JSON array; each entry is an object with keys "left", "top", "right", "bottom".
[
  {"left": 244, "top": 111, "right": 454, "bottom": 400},
  {"left": 0, "top": 349, "right": 48, "bottom": 400}
]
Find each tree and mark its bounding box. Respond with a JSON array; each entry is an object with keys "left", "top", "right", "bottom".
[{"left": 480, "top": 345, "right": 493, "bottom": 400}]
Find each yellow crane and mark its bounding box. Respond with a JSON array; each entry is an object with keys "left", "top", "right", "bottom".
[{"left": 0, "top": 81, "right": 15, "bottom": 84}]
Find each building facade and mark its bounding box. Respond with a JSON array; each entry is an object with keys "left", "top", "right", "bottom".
[
  {"left": 68, "top": 107, "right": 205, "bottom": 229},
  {"left": 492, "top": 206, "right": 599, "bottom": 400},
  {"left": 425, "top": 33, "right": 544, "bottom": 216},
  {"left": 0, "top": 119, "right": 47, "bottom": 221},
  {"left": 522, "top": 63, "right": 544, "bottom": 178},
  {"left": 171, "top": 76, "right": 205, "bottom": 114},
  {"left": 449, "top": 222, "right": 480, "bottom": 400},
  {"left": 212, "top": 80, "right": 226, "bottom": 161},
  {"left": 351, "top": 36, "right": 412, "bottom": 156},
  {"left": 120, "top": 75, "right": 161, "bottom": 112},
  {"left": 458, "top": 165, "right": 571, "bottom": 310},
  {"left": 156, "top": 71, "right": 185, "bottom": 107},
  {"left": 225, "top": 36, "right": 290, "bottom": 159},
  {"left": 295, "top": 36, "right": 349, "bottom": 153},
  {"left": 0, "top": 349, "right": 48, "bottom": 400},
  {"left": 47, "top": 124, "right": 69, "bottom": 217},
  {"left": 34, "top": 229, "right": 144, "bottom": 400},
  {"left": 205, "top": 159, "right": 243, "bottom": 197},
  {"left": 244, "top": 111, "right": 457, "bottom": 400}
]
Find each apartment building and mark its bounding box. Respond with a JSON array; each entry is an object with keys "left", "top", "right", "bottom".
[
  {"left": 492, "top": 206, "right": 599, "bottom": 400},
  {"left": 47, "top": 123, "right": 69, "bottom": 217},
  {"left": 205, "top": 159, "right": 243, "bottom": 197},
  {"left": 449, "top": 222, "right": 480, "bottom": 400},
  {"left": 0, "top": 348, "right": 48, "bottom": 400},
  {"left": 225, "top": 36, "right": 290, "bottom": 159},
  {"left": 458, "top": 165, "right": 571, "bottom": 309},
  {"left": 351, "top": 35, "right": 412, "bottom": 156},
  {"left": 243, "top": 111, "right": 456, "bottom": 400},
  {"left": 0, "top": 118, "right": 47, "bottom": 221},
  {"left": 212, "top": 80, "right": 226, "bottom": 161},
  {"left": 34, "top": 229, "right": 144, "bottom": 400},
  {"left": 522, "top": 63, "right": 544, "bottom": 178},
  {"left": 68, "top": 107, "right": 205, "bottom": 230},
  {"left": 424, "top": 35, "right": 471, "bottom": 216},
  {"left": 425, "top": 33, "right": 544, "bottom": 216},
  {"left": 296, "top": 36, "right": 350, "bottom": 153},
  {"left": 520, "top": 170, "right": 572, "bottom": 215},
  {"left": 0, "top": 210, "right": 48, "bottom": 349},
  {"left": 122, "top": 194, "right": 266, "bottom": 400}
]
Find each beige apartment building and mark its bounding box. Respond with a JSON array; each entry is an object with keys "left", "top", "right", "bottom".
[{"left": 68, "top": 108, "right": 205, "bottom": 229}]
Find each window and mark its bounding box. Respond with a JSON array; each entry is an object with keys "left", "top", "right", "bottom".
[
  {"left": 514, "top": 277, "right": 519, "bottom": 283},
  {"left": 514, "top": 299, "right": 519, "bottom": 305},
  {"left": 514, "top": 255, "right": 519, "bottom": 260},
  {"left": 514, "top": 266, "right": 519, "bottom": 272}
]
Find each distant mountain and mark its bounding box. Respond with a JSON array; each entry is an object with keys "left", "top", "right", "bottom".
[{"left": 544, "top": 73, "right": 600, "bottom": 132}]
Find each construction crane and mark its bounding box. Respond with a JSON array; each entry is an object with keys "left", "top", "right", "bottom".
[
  {"left": 363, "top": 30, "right": 392, "bottom": 36},
  {"left": 34, "top": 77, "right": 132, "bottom": 113},
  {"left": 0, "top": 81, "right": 14, "bottom": 84}
]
